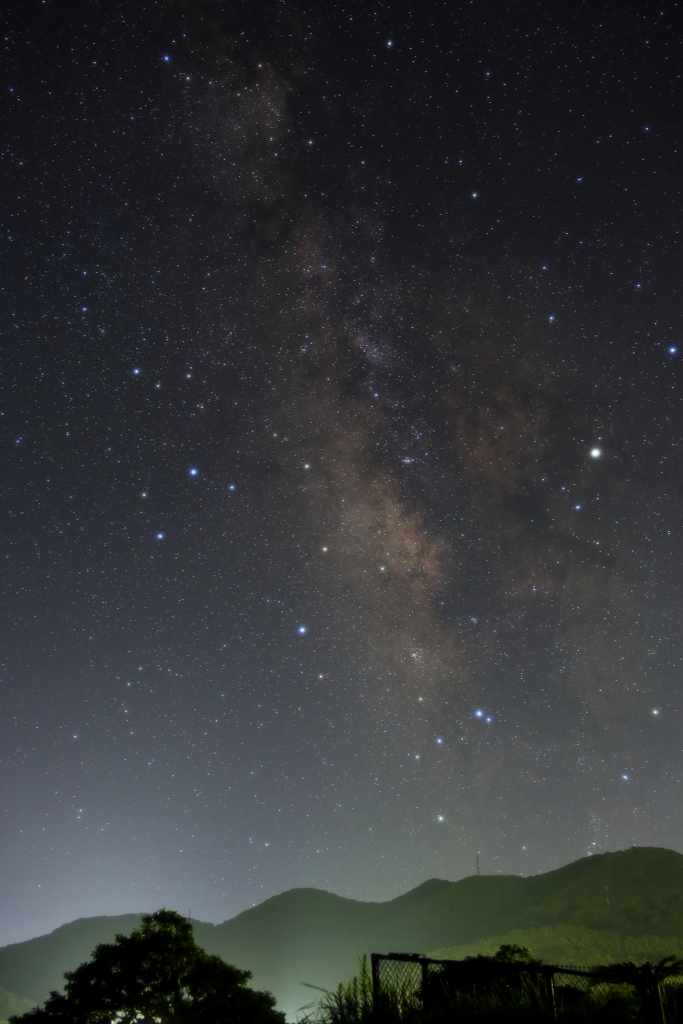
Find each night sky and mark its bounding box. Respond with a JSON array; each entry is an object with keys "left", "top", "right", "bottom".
[{"left": 2, "top": 0, "right": 683, "bottom": 947}]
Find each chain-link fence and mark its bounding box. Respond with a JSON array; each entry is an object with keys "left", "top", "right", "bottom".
[
  {"left": 371, "top": 953, "right": 683, "bottom": 1024},
  {"left": 370, "top": 954, "right": 425, "bottom": 1019},
  {"left": 660, "top": 975, "right": 683, "bottom": 1024}
]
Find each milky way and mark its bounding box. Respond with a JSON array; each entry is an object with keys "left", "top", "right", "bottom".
[{"left": 1, "top": 0, "right": 682, "bottom": 945}]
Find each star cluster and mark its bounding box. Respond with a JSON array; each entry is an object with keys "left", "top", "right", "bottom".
[{"left": 1, "top": 0, "right": 682, "bottom": 945}]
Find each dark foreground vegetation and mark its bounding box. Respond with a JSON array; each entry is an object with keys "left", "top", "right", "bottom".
[
  {"left": 3, "top": 848, "right": 683, "bottom": 1017},
  {"left": 8, "top": 910, "right": 283, "bottom": 1024},
  {"left": 304, "top": 946, "right": 683, "bottom": 1024},
  {"left": 7, "top": 915, "right": 683, "bottom": 1024}
]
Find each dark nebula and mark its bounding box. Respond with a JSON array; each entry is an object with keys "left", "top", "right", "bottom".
[{"left": 2, "top": 0, "right": 682, "bottom": 944}]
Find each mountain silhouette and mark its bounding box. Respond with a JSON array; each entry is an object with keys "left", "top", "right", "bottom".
[{"left": 2, "top": 847, "right": 682, "bottom": 1020}]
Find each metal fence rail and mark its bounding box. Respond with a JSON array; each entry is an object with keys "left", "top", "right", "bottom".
[{"left": 371, "top": 952, "right": 682, "bottom": 1024}]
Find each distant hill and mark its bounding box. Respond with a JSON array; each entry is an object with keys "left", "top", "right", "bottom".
[
  {"left": 2, "top": 847, "right": 683, "bottom": 1020},
  {"left": 429, "top": 924, "right": 683, "bottom": 966},
  {"left": 0, "top": 914, "right": 143, "bottom": 1015},
  {"left": 0, "top": 985, "right": 34, "bottom": 1022}
]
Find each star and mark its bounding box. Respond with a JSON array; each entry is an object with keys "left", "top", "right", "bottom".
[{"left": 4, "top": 0, "right": 682, "bottom": 960}]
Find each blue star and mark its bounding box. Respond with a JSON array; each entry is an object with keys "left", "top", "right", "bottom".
[
  {"left": 189, "top": 468, "right": 199, "bottom": 477},
  {"left": 156, "top": 532, "right": 164, "bottom": 540},
  {"left": 298, "top": 625, "right": 308, "bottom": 634}
]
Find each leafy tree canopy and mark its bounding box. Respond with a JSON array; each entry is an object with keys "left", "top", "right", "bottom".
[
  {"left": 464, "top": 944, "right": 541, "bottom": 967},
  {"left": 9, "top": 909, "right": 285, "bottom": 1024}
]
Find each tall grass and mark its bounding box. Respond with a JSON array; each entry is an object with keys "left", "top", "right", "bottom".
[
  {"left": 302, "top": 956, "right": 665, "bottom": 1024},
  {"left": 302, "top": 956, "right": 556, "bottom": 1024},
  {"left": 300, "top": 957, "right": 420, "bottom": 1024}
]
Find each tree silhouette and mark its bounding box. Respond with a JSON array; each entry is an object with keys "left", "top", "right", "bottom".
[{"left": 10, "top": 909, "right": 285, "bottom": 1024}]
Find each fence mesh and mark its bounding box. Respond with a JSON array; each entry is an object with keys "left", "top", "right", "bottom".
[
  {"left": 553, "top": 967, "right": 641, "bottom": 1021},
  {"left": 661, "top": 976, "right": 683, "bottom": 1024},
  {"left": 372, "top": 953, "right": 683, "bottom": 1024},
  {"left": 371, "top": 954, "right": 424, "bottom": 1018}
]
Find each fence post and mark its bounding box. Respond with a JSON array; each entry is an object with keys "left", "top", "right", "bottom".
[
  {"left": 637, "top": 967, "right": 666, "bottom": 1024},
  {"left": 649, "top": 980, "right": 666, "bottom": 1024},
  {"left": 371, "top": 953, "right": 381, "bottom": 1012},
  {"left": 421, "top": 959, "right": 429, "bottom": 1022},
  {"left": 545, "top": 969, "right": 558, "bottom": 1022}
]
